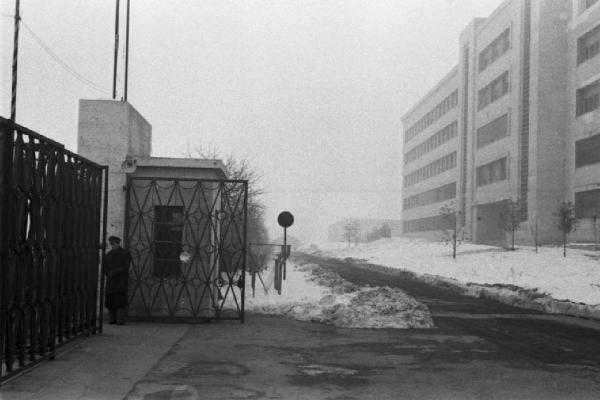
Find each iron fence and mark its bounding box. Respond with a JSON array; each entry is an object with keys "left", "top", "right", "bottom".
[
  {"left": 0, "top": 117, "right": 107, "bottom": 383},
  {"left": 248, "top": 244, "right": 291, "bottom": 297}
]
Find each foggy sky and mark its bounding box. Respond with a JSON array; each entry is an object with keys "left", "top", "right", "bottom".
[{"left": 1, "top": 0, "right": 502, "bottom": 243}]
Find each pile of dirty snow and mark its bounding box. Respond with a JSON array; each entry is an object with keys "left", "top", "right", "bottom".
[{"left": 245, "top": 260, "right": 433, "bottom": 329}]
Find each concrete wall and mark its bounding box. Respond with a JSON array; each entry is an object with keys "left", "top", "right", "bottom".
[
  {"left": 132, "top": 166, "right": 224, "bottom": 180},
  {"left": 77, "top": 100, "right": 152, "bottom": 239},
  {"left": 529, "top": 0, "right": 571, "bottom": 243}
]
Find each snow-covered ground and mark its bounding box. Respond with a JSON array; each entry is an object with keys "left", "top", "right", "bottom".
[
  {"left": 245, "top": 237, "right": 600, "bottom": 328},
  {"left": 304, "top": 238, "right": 600, "bottom": 308},
  {"left": 245, "top": 259, "right": 433, "bottom": 329}
]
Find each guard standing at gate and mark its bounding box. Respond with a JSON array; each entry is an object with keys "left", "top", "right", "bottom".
[{"left": 103, "top": 236, "right": 131, "bottom": 325}]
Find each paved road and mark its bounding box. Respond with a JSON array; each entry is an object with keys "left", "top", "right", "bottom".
[
  {"left": 123, "top": 254, "right": 600, "bottom": 400},
  {"left": 298, "top": 253, "right": 600, "bottom": 366}
]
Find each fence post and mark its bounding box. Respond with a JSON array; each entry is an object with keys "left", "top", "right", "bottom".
[
  {"left": 0, "top": 119, "right": 14, "bottom": 384},
  {"left": 240, "top": 180, "right": 248, "bottom": 324},
  {"left": 99, "top": 166, "right": 109, "bottom": 333}
]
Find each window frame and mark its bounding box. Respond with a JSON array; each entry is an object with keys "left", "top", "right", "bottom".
[
  {"left": 153, "top": 205, "right": 185, "bottom": 279},
  {"left": 577, "top": 24, "right": 600, "bottom": 65},
  {"left": 576, "top": 80, "right": 600, "bottom": 116}
]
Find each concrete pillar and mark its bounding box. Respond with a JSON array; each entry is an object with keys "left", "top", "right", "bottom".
[{"left": 77, "top": 100, "right": 152, "bottom": 239}]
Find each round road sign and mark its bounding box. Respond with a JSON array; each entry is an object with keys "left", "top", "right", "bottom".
[{"left": 277, "top": 211, "right": 294, "bottom": 228}]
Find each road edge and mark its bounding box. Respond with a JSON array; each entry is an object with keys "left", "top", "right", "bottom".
[{"left": 302, "top": 254, "right": 600, "bottom": 322}]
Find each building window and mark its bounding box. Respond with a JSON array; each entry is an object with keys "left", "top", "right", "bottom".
[
  {"left": 478, "top": 71, "right": 509, "bottom": 111},
  {"left": 403, "top": 182, "right": 456, "bottom": 210},
  {"left": 404, "top": 152, "right": 456, "bottom": 187},
  {"left": 575, "top": 189, "right": 600, "bottom": 218},
  {"left": 404, "top": 121, "right": 458, "bottom": 165},
  {"left": 575, "top": 133, "right": 600, "bottom": 167},
  {"left": 404, "top": 90, "right": 458, "bottom": 143},
  {"left": 403, "top": 214, "right": 454, "bottom": 233},
  {"left": 579, "top": 0, "right": 599, "bottom": 14},
  {"left": 578, "top": 24, "right": 600, "bottom": 64},
  {"left": 476, "top": 157, "right": 507, "bottom": 187},
  {"left": 477, "top": 114, "right": 508, "bottom": 149},
  {"left": 478, "top": 28, "right": 510, "bottom": 72},
  {"left": 576, "top": 80, "right": 600, "bottom": 116},
  {"left": 153, "top": 206, "right": 184, "bottom": 278}
]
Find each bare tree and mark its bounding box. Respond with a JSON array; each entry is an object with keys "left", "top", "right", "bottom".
[
  {"left": 343, "top": 219, "right": 359, "bottom": 247},
  {"left": 554, "top": 201, "right": 578, "bottom": 258},
  {"left": 439, "top": 203, "right": 468, "bottom": 259},
  {"left": 187, "top": 144, "right": 270, "bottom": 263},
  {"left": 499, "top": 198, "right": 523, "bottom": 251},
  {"left": 528, "top": 216, "right": 539, "bottom": 253}
]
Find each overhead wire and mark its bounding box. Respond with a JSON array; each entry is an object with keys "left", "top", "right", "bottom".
[{"left": 19, "top": 20, "right": 111, "bottom": 96}]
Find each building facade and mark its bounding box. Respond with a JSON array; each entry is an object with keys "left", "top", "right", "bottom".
[
  {"left": 401, "top": 68, "right": 460, "bottom": 240},
  {"left": 402, "top": 0, "right": 600, "bottom": 245},
  {"left": 568, "top": 0, "right": 600, "bottom": 242}
]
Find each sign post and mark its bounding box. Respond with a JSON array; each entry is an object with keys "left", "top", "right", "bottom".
[{"left": 277, "top": 211, "right": 294, "bottom": 280}]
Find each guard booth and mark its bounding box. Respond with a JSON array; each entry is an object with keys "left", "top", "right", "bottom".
[
  {"left": 125, "top": 170, "right": 248, "bottom": 322},
  {"left": 77, "top": 100, "right": 248, "bottom": 323}
]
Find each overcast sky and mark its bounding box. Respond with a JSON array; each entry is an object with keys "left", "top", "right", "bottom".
[{"left": 1, "top": 0, "right": 502, "bottom": 243}]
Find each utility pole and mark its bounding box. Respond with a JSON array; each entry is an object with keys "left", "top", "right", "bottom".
[
  {"left": 124, "top": 0, "right": 130, "bottom": 102},
  {"left": 11, "top": 0, "right": 21, "bottom": 122},
  {"left": 112, "top": 0, "right": 120, "bottom": 100}
]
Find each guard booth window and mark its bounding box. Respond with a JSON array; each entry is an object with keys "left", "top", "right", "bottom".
[{"left": 154, "top": 206, "right": 184, "bottom": 278}]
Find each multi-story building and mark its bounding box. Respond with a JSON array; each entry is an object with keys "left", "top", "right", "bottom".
[
  {"left": 401, "top": 0, "right": 600, "bottom": 245},
  {"left": 568, "top": 0, "right": 600, "bottom": 242}
]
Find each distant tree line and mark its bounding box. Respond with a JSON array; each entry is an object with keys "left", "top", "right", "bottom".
[
  {"left": 365, "top": 223, "right": 392, "bottom": 242},
  {"left": 343, "top": 220, "right": 392, "bottom": 246}
]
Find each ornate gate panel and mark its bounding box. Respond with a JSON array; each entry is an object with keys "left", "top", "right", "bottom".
[
  {"left": 0, "top": 117, "right": 107, "bottom": 383},
  {"left": 125, "top": 177, "right": 248, "bottom": 322}
]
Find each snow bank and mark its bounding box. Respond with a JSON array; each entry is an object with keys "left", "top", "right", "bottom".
[
  {"left": 245, "top": 260, "right": 434, "bottom": 329},
  {"left": 306, "top": 237, "right": 600, "bottom": 315}
]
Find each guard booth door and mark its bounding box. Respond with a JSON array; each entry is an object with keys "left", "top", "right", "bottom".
[{"left": 125, "top": 177, "right": 248, "bottom": 322}]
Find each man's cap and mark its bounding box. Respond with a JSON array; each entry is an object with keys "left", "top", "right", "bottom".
[{"left": 108, "top": 236, "right": 122, "bottom": 244}]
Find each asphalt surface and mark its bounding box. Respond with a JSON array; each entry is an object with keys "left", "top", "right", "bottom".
[
  {"left": 121, "top": 254, "right": 600, "bottom": 400},
  {"left": 6, "top": 253, "right": 599, "bottom": 399},
  {"left": 297, "top": 254, "right": 600, "bottom": 366}
]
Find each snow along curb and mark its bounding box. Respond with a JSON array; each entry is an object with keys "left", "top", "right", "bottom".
[
  {"left": 248, "top": 260, "right": 435, "bottom": 329},
  {"left": 338, "top": 257, "right": 600, "bottom": 321}
]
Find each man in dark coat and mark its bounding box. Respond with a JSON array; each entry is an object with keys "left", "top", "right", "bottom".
[{"left": 103, "top": 236, "right": 131, "bottom": 325}]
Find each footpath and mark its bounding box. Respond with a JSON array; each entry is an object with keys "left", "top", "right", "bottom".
[{"left": 0, "top": 323, "right": 188, "bottom": 400}]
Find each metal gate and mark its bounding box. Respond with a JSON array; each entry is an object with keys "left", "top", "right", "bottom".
[
  {"left": 0, "top": 117, "right": 107, "bottom": 383},
  {"left": 125, "top": 177, "right": 248, "bottom": 322}
]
